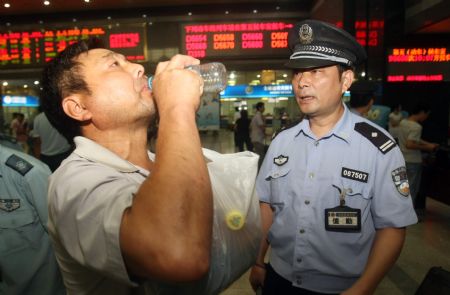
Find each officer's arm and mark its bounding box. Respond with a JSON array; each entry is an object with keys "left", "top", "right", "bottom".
[
  {"left": 342, "top": 227, "right": 406, "bottom": 295},
  {"left": 249, "top": 202, "right": 273, "bottom": 291}
]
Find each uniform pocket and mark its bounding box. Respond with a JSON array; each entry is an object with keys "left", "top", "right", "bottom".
[
  {"left": 332, "top": 177, "right": 372, "bottom": 211},
  {"left": 0, "top": 209, "right": 41, "bottom": 254}
]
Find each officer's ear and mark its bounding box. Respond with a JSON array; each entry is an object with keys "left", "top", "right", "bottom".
[
  {"left": 341, "top": 69, "right": 354, "bottom": 94},
  {"left": 62, "top": 94, "right": 92, "bottom": 122}
]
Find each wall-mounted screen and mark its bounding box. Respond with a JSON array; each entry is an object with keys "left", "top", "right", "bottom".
[{"left": 180, "top": 21, "right": 294, "bottom": 59}]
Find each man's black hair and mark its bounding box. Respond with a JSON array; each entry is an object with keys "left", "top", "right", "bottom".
[
  {"left": 255, "top": 102, "right": 265, "bottom": 111},
  {"left": 40, "top": 37, "right": 104, "bottom": 144}
]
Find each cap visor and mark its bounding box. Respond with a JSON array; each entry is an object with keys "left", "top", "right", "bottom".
[{"left": 285, "top": 58, "right": 339, "bottom": 70}]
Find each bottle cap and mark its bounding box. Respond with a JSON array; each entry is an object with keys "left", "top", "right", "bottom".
[{"left": 225, "top": 210, "right": 245, "bottom": 230}]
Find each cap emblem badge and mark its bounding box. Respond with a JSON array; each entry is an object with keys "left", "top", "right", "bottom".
[{"left": 299, "top": 24, "right": 313, "bottom": 44}]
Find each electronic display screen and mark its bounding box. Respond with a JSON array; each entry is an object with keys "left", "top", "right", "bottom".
[
  {"left": 386, "top": 47, "right": 450, "bottom": 82},
  {"left": 0, "top": 24, "right": 147, "bottom": 68},
  {"left": 180, "top": 21, "right": 294, "bottom": 59}
]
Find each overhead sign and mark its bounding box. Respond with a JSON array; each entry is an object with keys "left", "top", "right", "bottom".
[
  {"left": 220, "top": 84, "right": 293, "bottom": 98},
  {"left": 2, "top": 95, "right": 39, "bottom": 107}
]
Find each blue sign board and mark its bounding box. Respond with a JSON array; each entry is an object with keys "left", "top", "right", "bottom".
[
  {"left": 2, "top": 95, "right": 39, "bottom": 107},
  {"left": 220, "top": 84, "right": 293, "bottom": 98}
]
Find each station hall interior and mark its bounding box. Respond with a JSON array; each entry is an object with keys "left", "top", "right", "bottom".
[{"left": 1, "top": 0, "right": 450, "bottom": 294}]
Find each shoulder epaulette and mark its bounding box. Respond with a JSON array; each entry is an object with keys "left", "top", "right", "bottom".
[
  {"left": 5, "top": 154, "right": 33, "bottom": 176},
  {"left": 272, "top": 119, "right": 303, "bottom": 140},
  {"left": 354, "top": 122, "right": 396, "bottom": 154}
]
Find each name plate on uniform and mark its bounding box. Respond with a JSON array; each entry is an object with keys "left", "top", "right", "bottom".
[{"left": 325, "top": 206, "right": 361, "bottom": 232}]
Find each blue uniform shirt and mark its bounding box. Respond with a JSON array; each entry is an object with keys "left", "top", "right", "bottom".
[
  {"left": 0, "top": 144, "right": 65, "bottom": 295},
  {"left": 257, "top": 105, "right": 417, "bottom": 294}
]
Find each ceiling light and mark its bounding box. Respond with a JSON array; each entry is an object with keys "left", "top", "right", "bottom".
[
  {"left": 225, "top": 11, "right": 229, "bottom": 14},
  {"left": 44, "top": 1, "right": 50, "bottom": 6},
  {"left": 188, "top": 12, "right": 192, "bottom": 16},
  {"left": 283, "top": 74, "right": 288, "bottom": 78},
  {"left": 24, "top": 85, "right": 28, "bottom": 88},
  {"left": 72, "top": 18, "right": 77, "bottom": 22},
  {"left": 84, "top": 0, "right": 90, "bottom": 2},
  {"left": 4, "top": 3, "right": 10, "bottom": 8},
  {"left": 253, "top": 9, "right": 258, "bottom": 14},
  {"left": 2, "top": 81, "right": 8, "bottom": 86},
  {"left": 6, "top": 22, "right": 11, "bottom": 26},
  {"left": 142, "top": 14, "right": 147, "bottom": 18},
  {"left": 257, "top": 74, "right": 261, "bottom": 78},
  {"left": 34, "top": 81, "right": 40, "bottom": 85},
  {"left": 276, "top": 6, "right": 280, "bottom": 10}
]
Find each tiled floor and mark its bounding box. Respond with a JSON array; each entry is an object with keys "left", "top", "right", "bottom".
[{"left": 200, "top": 129, "right": 450, "bottom": 295}]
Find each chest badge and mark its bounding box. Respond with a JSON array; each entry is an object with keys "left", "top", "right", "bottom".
[
  {"left": 0, "top": 199, "right": 21, "bottom": 212},
  {"left": 391, "top": 166, "right": 410, "bottom": 197},
  {"left": 273, "top": 155, "right": 289, "bottom": 166}
]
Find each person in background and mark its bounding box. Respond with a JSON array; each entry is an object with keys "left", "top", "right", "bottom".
[
  {"left": 349, "top": 92, "right": 374, "bottom": 117},
  {"left": 10, "top": 113, "right": 29, "bottom": 152},
  {"left": 249, "top": 19, "right": 417, "bottom": 295},
  {"left": 31, "top": 109, "right": 73, "bottom": 172},
  {"left": 40, "top": 38, "right": 213, "bottom": 294},
  {"left": 397, "top": 103, "right": 439, "bottom": 215},
  {"left": 388, "top": 103, "right": 403, "bottom": 142},
  {"left": 250, "top": 102, "right": 266, "bottom": 168},
  {"left": 0, "top": 143, "right": 65, "bottom": 295},
  {"left": 233, "top": 106, "right": 241, "bottom": 150},
  {"left": 235, "top": 109, "right": 253, "bottom": 152}
]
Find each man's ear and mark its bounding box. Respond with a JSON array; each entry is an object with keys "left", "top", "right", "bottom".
[
  {"left": 341, "top": 70, "right": 355, "bottom": 94},
  {"left": 62, "top": 95, "right": 92, "bottom": 122}
]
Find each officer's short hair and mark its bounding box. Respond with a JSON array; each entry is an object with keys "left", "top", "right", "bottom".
[
  {"left": 40, "top": 37, "right": 104, "bottom": 144},
  {"left": 286, "top": 19, "right": 366, "bottom": 70}
]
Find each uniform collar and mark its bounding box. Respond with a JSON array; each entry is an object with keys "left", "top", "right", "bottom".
[
  {"left": 296, "top": 103, "right": 354, "bottom": 143},
  {"left": 73, "top": 136, "right": 154, "bottom": 173}
]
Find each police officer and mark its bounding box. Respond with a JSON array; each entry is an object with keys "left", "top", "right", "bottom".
[
  {"left": 0, "top": 144, "right": 65, "bottom": 294},
  {"left": 249, "top": 20, "right": 417, "bottom": 295}
]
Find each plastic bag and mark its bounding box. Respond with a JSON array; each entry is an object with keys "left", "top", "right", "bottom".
[{"left": 145, "top": 149, "right": 262, "bottom": 294}]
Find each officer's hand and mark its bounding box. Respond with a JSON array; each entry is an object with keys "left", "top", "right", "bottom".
[
  {"left": 249, "top": 265, "right": 266, "bottom": 292},
  {"left": 152, "top": 54, "right": 203, "bottom": 114}
]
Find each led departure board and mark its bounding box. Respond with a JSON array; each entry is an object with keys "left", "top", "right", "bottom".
[
  {"left": 181, "top": 21, "right": 294, "bottom": 59},
  {"left": 335, "top": 20, "right": 384, "bottom": 47},
  {"left": 386, "top": 47, "right": 450, "bottom": 82},
  {"left": 0, "top": 24, "right": 147, "bottom": 68}
]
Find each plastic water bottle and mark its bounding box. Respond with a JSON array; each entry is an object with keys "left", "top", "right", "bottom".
[{"left": 148, "top": 62, "right": 227, "bottom": 93}]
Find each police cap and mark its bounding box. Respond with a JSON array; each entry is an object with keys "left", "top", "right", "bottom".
[{"left": 286, "top": 19, "right": 367, "bottom": 69}]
